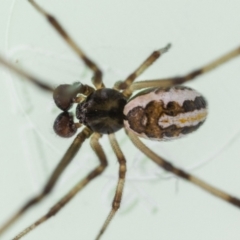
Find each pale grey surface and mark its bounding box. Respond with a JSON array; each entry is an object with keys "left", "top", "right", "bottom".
[{"left": 0, "top": 0, "right": 240, "bottom": 240}]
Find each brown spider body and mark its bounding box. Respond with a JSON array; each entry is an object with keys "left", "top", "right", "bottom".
[
  {"left": 76, "top": 88, "right": 127, "bottom": 134},
  {"left": 55, "top": 84, "right": 207, "bottom": 141},
  {"left": 54, "top": 87, "right": 127, "bottom": 137},
  {"left": 0, "top": 1, "right": 239, "bottom": 240}
]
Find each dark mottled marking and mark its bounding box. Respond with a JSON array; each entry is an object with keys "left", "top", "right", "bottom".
[
  {"left": 183, "top": 96, "right": 207, "bottom": 112},
  {"left": 165, "top": 101, "right": 184, "bottom": 116},
  {"left": 195, "top": 96, "right": 207, "bottom": 109},
  {"left": 160, "top": 121, "right": 203, "bottom": 138},
  {"left": 126, "top": 94, "right": 206, "bottom": 139},
  {"left": 182, "top": 100, "right": 196, "bottom": 112},
  {"left": 180, "top": 121, "right": 204, "bottom": 135},
  {"left": 127, "top": 107, "right": 147, "bottom": 133}
]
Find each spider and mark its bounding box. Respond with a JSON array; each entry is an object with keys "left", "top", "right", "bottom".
[{"left": 0, "top": 0, "right": 240, "bottom": 239}]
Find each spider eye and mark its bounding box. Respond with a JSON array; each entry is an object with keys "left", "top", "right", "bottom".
[{"left": 53, "top": 112, "right": 78, "bottom": 138}]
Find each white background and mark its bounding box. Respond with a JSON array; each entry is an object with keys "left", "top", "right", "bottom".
[{"left": 0, "top": 0, "right": 240, "bottom": 240}]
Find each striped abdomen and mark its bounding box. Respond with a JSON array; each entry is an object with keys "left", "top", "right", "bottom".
[{"left": 123, "top": 86, "right": 207, "bottom": 141}]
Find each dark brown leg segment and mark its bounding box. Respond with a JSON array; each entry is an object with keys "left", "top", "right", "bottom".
[
  {"left": 127, "top": 130, "right": 240, "bottom": 208},
  {"left": 0, "top": 127, "right": 93, "bottom": 236},
  {"left": 0, "top": 55, "right": 54, "bottom": 92},
  {"left": 115, "top": 44, "right": 171, "bottom": 97},
  {"left": 95, "top": 133, "right": 127, "bottom": 240},
  {"left": 131, "top": 45, "right": 240, "bottom": 91},
  {"left": 28, "top": 0, "right": 103, "bottom": 89},
  {"left": 12, "top": 132, "right": 107, "bottom": 240}
]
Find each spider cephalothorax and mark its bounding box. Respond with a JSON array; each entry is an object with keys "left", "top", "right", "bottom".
[
  {"left": 76, "top": 88, "right": 127, "bottom": 133},
  {"left": 53, "top": 86, "right": 127, "bottom": 137}
]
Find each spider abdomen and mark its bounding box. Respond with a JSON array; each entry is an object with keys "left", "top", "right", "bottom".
[{"left": 123, "top": 86, "right": 208, "bottom": 140}]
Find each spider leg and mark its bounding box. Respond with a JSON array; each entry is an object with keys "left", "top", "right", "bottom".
[
  {"left": 114, "top": 43, "right": 171, "bottom": 97},
  {"left": 127, "top": 129, "right": 240, "bottom": 208},
  {"left": 131, "top": 45, "right": 240, "bottom": 91},
  {"left": 28, "top": 0, "right": 103, "bottom": 89},
  {"left": 95, "top": 133, "right": 127, "bottom": 240},
  {"left": 0, "top": 55, "right": 54, "bottom": 92},
  {"left": 0, "top": 127, "right": 93, "bottom": 236},
  {"left": 12, "top": 132, "right": 107, "bottom": 240}
]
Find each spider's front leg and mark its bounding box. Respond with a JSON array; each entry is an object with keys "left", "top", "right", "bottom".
[
  {"left": 114, "top": 43, "right": 171, "bottom": 97},
  {"left": 28, "top": 0, "right": 104, "bottom": 89},
  {"left": 0, "top": 55, "right": 54, "bottom": 92}
]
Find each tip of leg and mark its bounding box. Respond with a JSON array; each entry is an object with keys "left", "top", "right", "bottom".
[{"left": 158, "top": 43, "right": 172, "bottom": 54}]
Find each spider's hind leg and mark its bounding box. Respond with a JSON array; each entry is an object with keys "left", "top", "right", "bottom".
[
  {"left": 0, "top": 127, "right": 92, "bottom": 236},
  {"left": 127, "top": 130, "right": 240, "bottom": 209},
  {"left": 12, "top": 132, "right": 108, "bottom": 240},
  {"left": 131, "top": 45, "right": 240, "bottom": 91}
]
